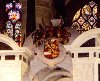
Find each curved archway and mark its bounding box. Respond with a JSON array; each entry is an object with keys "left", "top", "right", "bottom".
[
  {"left": 71, "top": 28, "right": 100, "bottom": 48},
  {"left": 32, "top": 66, "right": 72, "bottom": 81},
  {"left": 57, "top": 77, "right": 72, "bottom": 81},
  {"left": 42, "top": 71, "right": 72, "bottom": 81},
  {"left": 0, "top": 34, "right": 19, "bottom": 50}
]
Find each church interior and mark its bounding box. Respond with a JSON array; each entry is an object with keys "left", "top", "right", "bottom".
[{"left": 0, "top": 0, "right": 100, "bottom": 81}]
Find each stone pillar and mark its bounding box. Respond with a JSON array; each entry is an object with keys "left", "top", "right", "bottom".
[
  {"left": 89, "top": 52, "right": 94, "bottom": 58},
  {"left": 95, "top": 34, "right": 100, "bottom": 46},
  {"left": 94, "top": 62, "right": 98, "bottom": 81},
  {"left": 35, "top": 0, "right": 51, "bottom": 29},
  {"left": 0, "top": 50, "right": 32, "bottom": 81},
  {"left": 73, "top": 51, "right": 78, "bottom": 58}
]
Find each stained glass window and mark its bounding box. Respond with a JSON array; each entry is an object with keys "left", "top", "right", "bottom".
[
  {"left": 72, "top": 1, "right": 97, "bottom": 34},
  {"left": 6, "top": 1, "right": 22, "bottom": 46}
]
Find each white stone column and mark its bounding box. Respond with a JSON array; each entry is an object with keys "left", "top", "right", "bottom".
[
  {"left": 1, "top": 55, "right": 5, "bottom": 61},
  {"left": 96, "top": 51, "right": 99, "bottom": 58},
  {"left": 73, "top": 51, "right": 78, "bottom": 59},
  {"left": 94, "top": 62, "right": 98, "bottom": 81},
  {"left": 89, "top": 52, "right": 94, "bottom": 58},
  {"left": 95, "top": 34, "right": 100, "bottom": 46}
]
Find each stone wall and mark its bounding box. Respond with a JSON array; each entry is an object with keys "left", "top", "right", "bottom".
[{"left": 73, "top": 58, "right": 94, "bottom": 81}]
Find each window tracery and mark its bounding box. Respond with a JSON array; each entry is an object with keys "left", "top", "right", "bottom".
[
  {"left": 6, "top": 1, "right": 22, "bottom": 46},
  {"left": 72, "top": 1, "right": 97, "bottom": 34}
]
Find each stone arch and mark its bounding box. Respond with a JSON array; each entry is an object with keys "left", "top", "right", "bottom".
[
  {"left": 71, "top": 28, "right": 100, "bottom": 48},
  {"left": 57, "top": 78, "right": 72, "bottom": 81},
  {"left": 32, "top": 66, "right": 72, "bottom": 81},
  {"left": 42, "top": 71, "right": 72, "bottom": 81},
  {"left": 0, "top": 34, "right": 19, "bottom": 50}
]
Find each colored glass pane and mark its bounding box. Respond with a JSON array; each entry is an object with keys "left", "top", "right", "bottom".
[
  {"left": 82, "top": 22, "right": 91, "bottom": 30},
  {"left": 72, "top": 22, "right": 80, "bottom": 30},
  {"left": 15, "top": 22, "right": 21, "bottom": 37},
  {"left": 78, "top": 17, "right": 85, "bottom": 25},
  {"left": 82, "top": 5, "right": 91, "bottom": 19},
  {"left": 15, "top": 3, "right": 22, "bottom": 9},
  {"left": 6, "top": 3, "right": 13, "bottom": 11},
  {"left": 8, "top": 10, "right": 20, "bottom": 23},
  {"left": 93, "top": 6, "right": 97, "bottom": 19},
  {"left": 88, "top": 17, "right": 95, "bottom": 25},
  {"left": 6, "top": 21, "right": 13, "bottom": 38},
  {"left": 15, "top": 22, "right": 21, "bottom": 46},
  {"left": 93, "top": 6, "right": 97, "bottom": 15},
  {"left": 89, "top": 1, "right": 96, "bottom": 7}
]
